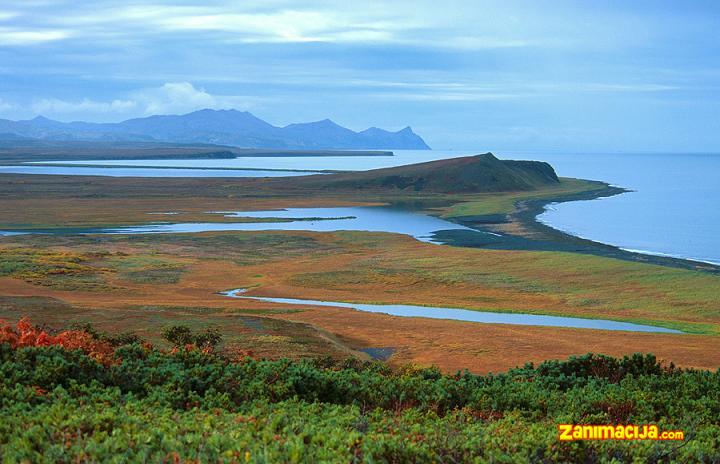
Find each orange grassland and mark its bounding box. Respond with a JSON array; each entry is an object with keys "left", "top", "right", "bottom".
[
  {"left": 1, "top": 226, "right": 719, "bottom": 374},
  {"left": 1, "top": 173, "right": 719, "bottom": 373}
]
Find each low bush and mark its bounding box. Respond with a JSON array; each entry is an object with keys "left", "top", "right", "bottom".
[{"left": 162, "top": 324, "right": 223, "bottom": 351}]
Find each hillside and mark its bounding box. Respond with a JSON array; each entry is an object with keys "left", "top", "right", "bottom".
[
  {"left": 0, "top": 110, "right": 430, "bottom": 150},
  {"left": 300, "top": 152, "right": 559, "bottom": 193}
]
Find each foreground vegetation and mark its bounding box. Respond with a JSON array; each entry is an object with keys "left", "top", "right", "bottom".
[{"left": 0, "top": 319, "right": 718, "bottom": 463}]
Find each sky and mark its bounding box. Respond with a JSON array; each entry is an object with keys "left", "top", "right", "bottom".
[{"left": 0, "top": 0, "right": 718, "bottom": 151}]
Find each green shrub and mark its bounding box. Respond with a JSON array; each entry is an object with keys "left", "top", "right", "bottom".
[
  {"left": 70, "top": 321, "right": 141, "bottom": 347},
  {"left": 0, "top": 345, "right": 717, "bottom": 463},
  {"left": 161, "top": 324, "right": 223, "bottom": 350}
]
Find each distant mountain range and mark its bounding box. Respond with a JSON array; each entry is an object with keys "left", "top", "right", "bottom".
[{"left": 0, "top": 109, "right": 430, "bottom": 150}]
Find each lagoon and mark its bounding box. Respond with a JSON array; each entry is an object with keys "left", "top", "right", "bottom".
[
  {"left": 102, "top": 207, "right": 474, "bottom": 243},
  {"left": 1, "top": 207, "right": 476, "bottom": 244}
]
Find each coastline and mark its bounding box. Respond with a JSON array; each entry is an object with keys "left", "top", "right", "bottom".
[
  {"left": 0, "top": 148, "right": 395, "bottom": 165},
  {"left": 437, "top": 182, "right": 720, "bottom": 274},
  {"left": 15, "top": 163, "right": 342, "bottom": 174}
]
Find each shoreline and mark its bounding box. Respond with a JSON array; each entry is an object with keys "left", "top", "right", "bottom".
[
  {"left": 0, "top": 148, "right": 395, "bottom": 165},
  {"left": 14, "top": 163, "right": 341, "bottom": 174},
  {"left": 438, "top": 182, "right": 720, "bottom": 274}
]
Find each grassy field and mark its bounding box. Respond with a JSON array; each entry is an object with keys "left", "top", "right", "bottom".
[
  {"left": 0, "top": 169, "right": 719, "bottom": 375},
  {"left": 440, "top": 177, "right": 606, "bottom": 218},
  {"left": 1, "top": 226, "right": 719, "bottom": 373}
]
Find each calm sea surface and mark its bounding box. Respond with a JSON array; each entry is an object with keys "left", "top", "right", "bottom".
[
  {"left": 526, "top": 152, "right": 720, "bottom": 266},
  {"left": 16, "top": 150, "right": 720, "bottom": 264}
]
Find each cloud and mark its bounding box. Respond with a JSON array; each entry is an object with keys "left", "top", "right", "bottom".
[
  {"left": 581, "top": 83, "right": 679, "bottom": 93},
  {"left": 0, "top": 98, "right": 14, "bottom": 110},
  {"left": 27, "top": 82, "right": 258, "bottom": 120},
  {"left": 0, "top": 11, "right": 19, "bottom": 21},
  {"left": 31, "top": 98, "right": 137, "bottom": 116},
  {"left": 0, "top": 27, "right": 70, "bottom": 45},
  {"left": 439, "top": 36, "right": 543, "bottom": 50},
  {"left": 23, "top": 78, "right": 681, "bottom": 122},
  {"left": 344, "top": 78, "right": 678, "bottom": 103},
  {"left": 131, "top": 82, "right": 256, "bottom": 115},
  {"left": 69, "top": 5, "right": 405, "bottom": 45},
  {"left": 379, "top": 91, "right": 523, "bottom": 102},
  {"left": 27, "top": 2, "right": 541, "bottom": 49}
]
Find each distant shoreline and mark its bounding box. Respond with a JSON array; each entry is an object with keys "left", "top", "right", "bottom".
[
  {"left": 439, "top": 183, "right": 720, "bottom": 274},
  {"left": 227, "top": 149, "right": 394, "bottom": 157},
  {"left": 0, "top": 144, "right": 394, "bottom": 165},
  {"left": 17, "top": 163, "right": 341, "bottom": 174}
]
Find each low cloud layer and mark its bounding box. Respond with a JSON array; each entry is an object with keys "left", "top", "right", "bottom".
[{"left": 21, "top": 83, "right": 257, "bottom": 122}]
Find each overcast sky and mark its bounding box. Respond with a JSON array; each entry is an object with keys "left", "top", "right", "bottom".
[{"left": 0, "top": 0, "right": 718, "bottom": 151}]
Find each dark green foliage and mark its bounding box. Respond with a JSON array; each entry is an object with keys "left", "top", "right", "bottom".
[
  {"left": 194, "top": 327, "right": 222, "bottom": 350},
  {"left": 161, "top": 324, "right": 194, "bottom": 346},
  {"left": 161, "top": 324, "right": 223, "bottom": 349},
  {"left": 69, "top": 321, "right": 141, "bottom": 347},
  {"left": 0, "top": 347, "right": 717, "bottom": 462}
]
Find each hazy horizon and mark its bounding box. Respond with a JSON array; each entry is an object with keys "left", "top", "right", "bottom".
[{"left": 1, "top": 1, "right": 719, "bottom": 152}]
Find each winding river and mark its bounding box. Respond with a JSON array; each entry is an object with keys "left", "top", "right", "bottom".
[{"left": 222, "top": 289, "right": 681, "bottom": 333}]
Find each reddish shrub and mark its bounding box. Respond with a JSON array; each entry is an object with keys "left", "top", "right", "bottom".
[{"left": 0, "top": 317, "right": 116, "bottom": 365}]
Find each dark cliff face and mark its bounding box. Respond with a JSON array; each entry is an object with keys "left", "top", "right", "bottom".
[
  {"left": 0, "top": 110, "right": 431, "bottom": 150},
  {"left": 297, "top": 153, "right": 561, "bottom": 194}
]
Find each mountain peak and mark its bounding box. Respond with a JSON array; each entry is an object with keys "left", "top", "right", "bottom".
[
  {"left": 307, "top": 118, "right": 340, "bottom": 127},
  {"left": 1, "top": 110, "right": 430, "bottom": 150},
  {"left": 188, "top": 108, "right": 255, "bottom": 118}
]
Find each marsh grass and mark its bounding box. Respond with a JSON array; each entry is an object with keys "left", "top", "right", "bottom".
[
  {"left": 442, "top": 178, "right": 605, "bottom": 217},
  {"left": 3, "top": 229, "right": 719, "bottom": 333},
  {"left": 106, "top": 254, "right": 188, "bottom": 284},
  {"left": 0, "top": 248, "right": 114, "bottom": 291},
  {"left": 0, "top": 299, "right": 353, "bottom": 361}
]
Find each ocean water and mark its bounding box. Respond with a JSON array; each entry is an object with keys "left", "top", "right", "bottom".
[
  {"left": 18, "top": 150, "right": 720, "bottom": 264},
  {"left": 527, "top": 152, "right": 720, "bottom": 265}
]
